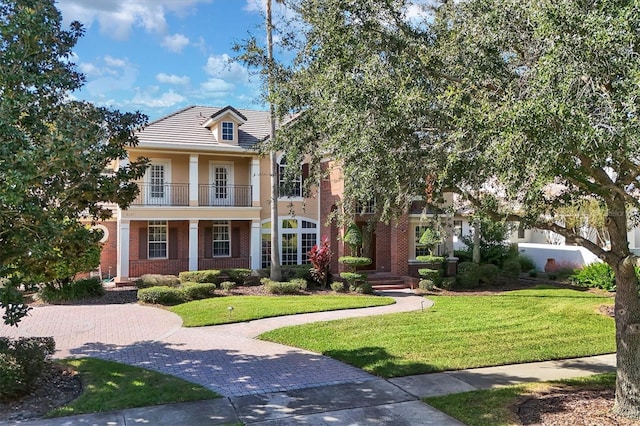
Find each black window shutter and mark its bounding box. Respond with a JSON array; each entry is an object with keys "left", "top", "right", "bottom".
[
  {"left": 232, "top": 226, "right": 241, "bottom": 257},
  {"left": 204, "top": 227, "right": 212, "bottom": 258},
  {"left": 139, "top": 227, "right": 148, "bottom": 260},
  {"left": 169, "top": 226, "right": 178, "bottom": 259}
]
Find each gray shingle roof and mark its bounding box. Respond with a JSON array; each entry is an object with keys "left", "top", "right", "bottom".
[{"left": 136, "top": 105, "right": 271, "bottom": 149}]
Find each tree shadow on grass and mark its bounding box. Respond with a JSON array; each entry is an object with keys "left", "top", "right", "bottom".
[{"left": 324, "top": 346, "right": 437, "bottom": 378}]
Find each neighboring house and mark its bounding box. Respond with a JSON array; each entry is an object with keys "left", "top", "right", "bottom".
[{"left": 96, "top": 105, "right": 455, "bottom": 284}]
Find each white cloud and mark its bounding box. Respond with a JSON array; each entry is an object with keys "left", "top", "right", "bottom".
[
  {"left": 156, "top": 73, "right": 190, "bottom": 85},
  {"left": 104, "top": 55, "right": 127, "bottom": 68},
  {"left": 161, "top": 33, "right": 190, "bottom": 53},
  {"left": 131, "top": 89, "right": 186, "bottom": 108},
  {"left": 204, "top": 54, "right": 249, "bottom": 84},
  {"left": 58, "top": 0, "right": 212, "bottom": 40},
  {"left": 200, "top": 78, "right": 235, "bottom": 94}
]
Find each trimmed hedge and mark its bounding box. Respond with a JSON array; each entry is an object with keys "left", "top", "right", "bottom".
[
  {"left": 418, "top": 268, "right": 441, "bottom": 285},
  {"left": 479, "top": 264, "right": 500, "bottom": 285},
  {"left": 135, "top": 274, "right": 180, "bottom": 288},
  {"left": 221, "top": 268, "right": 253, "bottom": 285},
  {"left": 179, "top": 270, "right": 221, "bottom": 284},
  {"left": 416, "top": 255, "right": 445, "bottom": 264},
  {"left": 261, "top": 278, "right": 308, "bottom": 294},
  {"left": 180, "top": 282, "right": 217, "bottom": 300},
  {"left": 220, "top": 281, "right": 236, "bottom": 292},
  {"left": 419, "top": 279, "right": 435, "bottom": 290},
  {"left": 338, "top": 256, "right": 372, "bottom": 268},
  {"left": 501, "top": 260, "right": 522, "bottom": 279},
  {"left": 456, "top": 262, "right": 480, "bottom": 289},
  {"left": 137, "top": 286, "right": 185, "bottom": 305},
  {"left": 0, "top": 337, "right": 55, "bottom": 399}
]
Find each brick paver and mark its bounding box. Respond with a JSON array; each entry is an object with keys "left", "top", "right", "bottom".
[{"left": 0, "top": 290, "right": 425, "bottom": 397}]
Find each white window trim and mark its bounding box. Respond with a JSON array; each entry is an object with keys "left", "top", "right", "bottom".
[
  {"left": 221, "top": 121, "right": 234, "bottom": 142},
  {"left": 277, "top": 154, "right": 303, "bottom": 201},
  {"left": 212, "top": 220, "right": 231, "bottom": 258},
  {"left": 209, "top": 161, "right": 235, "bottom": 206},
  {"left": 260, "top": 217, "right": 319, "bottom": 267},
  {"left": 144, "top": 159, "right": 172, "bottom": 205},
  {"left": 148, "top": 220, "right": 168, "bottom": 260}
]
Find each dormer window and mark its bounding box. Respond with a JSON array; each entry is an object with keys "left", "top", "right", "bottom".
[{"left": 222, "top": 122, "right": 234, "bottom": 141}]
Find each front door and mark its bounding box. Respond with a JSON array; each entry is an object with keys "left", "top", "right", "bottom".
[
  {"left": 356, "top": 221, "right": 376, "bottom": 270},
  {"left": 211, "top": 163, "right": 234, "bottom": 206}
]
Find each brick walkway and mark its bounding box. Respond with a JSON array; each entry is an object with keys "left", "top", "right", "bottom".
[{"left": 0, "top": 291, "right": 426, "bottom": 397}]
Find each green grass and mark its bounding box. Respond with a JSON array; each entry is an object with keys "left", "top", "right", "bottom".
[
  {"left": 169, "top": 294, "right": 395, "bottom": 327},
  {"left": 47, "top": 358, "right": 219, "bottom": 418},
  {"left": 424, "top": 373, "right": 616, "bottom": 426},
  {"left": 259, "top": 288, "right": 615, "bottom": 377}
]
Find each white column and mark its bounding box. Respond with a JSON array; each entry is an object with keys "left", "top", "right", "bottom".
[
  {"left": 189, "top": 154, "right": 199, "bottom": 206},
  {"left": 251, "top": 220, "right": 262, "bottom": 270},
  {"left": 189, "top": 220, "right": 199, "bottom": 271},
  {"left": 116, "top": 220, "right": 130, "bottom": 283},
  {"left": 251, "top": 158, "right": 261, "bottom": 207}
]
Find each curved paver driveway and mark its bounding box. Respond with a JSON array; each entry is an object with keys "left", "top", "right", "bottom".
[{"left": 0, "top": 291, "right": 429, "bottom": 397}]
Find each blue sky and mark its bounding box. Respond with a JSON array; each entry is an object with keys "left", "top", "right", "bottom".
[{"left": 57, "top": 0, "right": 282, "bottom": 121}]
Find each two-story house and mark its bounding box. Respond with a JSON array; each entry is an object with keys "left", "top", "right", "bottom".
[{"left": 97, "top": 105, "right": 454, "bottom": 284}]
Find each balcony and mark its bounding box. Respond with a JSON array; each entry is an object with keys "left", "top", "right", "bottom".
[
  {"left": 198, "top": 184, "right": 252, "bottom": 207},
  {"left": 131, "top": 183, "right": 252, "bottom": 207}
]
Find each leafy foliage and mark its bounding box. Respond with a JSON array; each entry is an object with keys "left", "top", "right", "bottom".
[
  {"left": 178, "top": 270, "right": 221, "bottom": 284},
  {"left": 456, "top": 262, "right": 480, "bottom": 289},
  {"left": 135, "top": 274, "right": 181, "bottom": 289},
  {"left": 261, "top": 277, "right": 308, "bottom": 294},
  {"left": 0, "top": 0, "right": 148, "bottom": 325},
  {"left": 569, "top": 262, "right": 621, "bottom": 292},
  {"left": 343, "top": 223, "right": 363, "bottom": 255},
  {"left": 308, "top": 236, "right": 333, "bottom": 288},
  {"left": 38, "top": 277, "right": 104, "bottom": 303},
  {"left": 478, "top": 264, "right": 500, "bottom": 286},
  {"left": 0, "top": 337, "right": 55, "bottom": 399}
]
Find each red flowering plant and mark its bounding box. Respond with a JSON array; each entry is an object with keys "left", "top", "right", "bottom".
[{"left": 307, "top": 236, "right": 333, "bottom": 288}]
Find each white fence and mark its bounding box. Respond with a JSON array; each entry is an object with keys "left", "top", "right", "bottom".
[{"left": 517, "top": 243, "right": 601, "bottom": 271}]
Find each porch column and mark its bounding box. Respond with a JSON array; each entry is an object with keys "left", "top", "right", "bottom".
[
  {"left": 250, "top": 220, "right": 262, "bottom": 270},
  {"left": 189, "top": 220, "right": 199, "bottom": 271},
  {"left": 251, "top": 158, "right": 261, "bottom": 207},
  {"left": 116, "top": 219, "right": 130, "bottom": 283},
  {"left": 189, "top": 154, "right": 199, "bottom": 206}
]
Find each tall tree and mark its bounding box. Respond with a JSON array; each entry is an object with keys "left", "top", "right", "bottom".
[
  {"left": 0, "top": 0, "right": 148, "bottom": 325},
  {"left": 275, "top": 0, "right": 640, "bottom": 418}
]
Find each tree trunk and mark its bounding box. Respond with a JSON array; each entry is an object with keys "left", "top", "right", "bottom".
[
  {"left": 607, "top": 200, "right": 640, "bottom": 419},
  {"left": 266, "top": 0, "right": 282, "bottom": 282},
  {"left": 472, "top": 219, "right": 481, "bottom": 264}
]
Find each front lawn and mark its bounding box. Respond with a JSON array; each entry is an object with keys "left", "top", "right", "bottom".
[
  {"left": 424, "top": 373, "right": 616, "bottom": 426},
  {"left": 48, "top": 358, "right": 219, "bottom": 417},
  {"left": 259, "top": 287, "right": 615, "bottom": 377},
  {"left": 170, "top": 294, "right": 395, "bottom": 327}
]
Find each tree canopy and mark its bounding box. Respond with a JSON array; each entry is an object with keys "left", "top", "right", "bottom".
[
  {"left": 0, "top": 0, "right": 148, "bottom": 325},
  {"left": 273, "top": 0, "right": 640, "bottom": 418}
]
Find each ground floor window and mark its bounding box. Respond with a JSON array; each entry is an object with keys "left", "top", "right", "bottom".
[
  {"left": 212, "top": 220, "right": 230, "bottom": 256},
  {"left": 148, "top": 220, "right": 167, "bottom": 259},
  {"left": 261, "top": 218, "right": 318, "bottom": 268}
]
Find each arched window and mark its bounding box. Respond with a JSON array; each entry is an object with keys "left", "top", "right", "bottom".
[{"left": 260, "top": 218, "right": 318, "bottom": 268}]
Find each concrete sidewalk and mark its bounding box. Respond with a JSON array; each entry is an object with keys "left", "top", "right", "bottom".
[{"left": 7, "top": 353, "right": 616, "bottom": 425}]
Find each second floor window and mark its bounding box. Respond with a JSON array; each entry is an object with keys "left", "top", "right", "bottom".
[
  {"left": 222, "top": 122, "right": 234, "bottom": 141},
  {"left": 278, "top": 158, "right": 302, "bottom": 198}
]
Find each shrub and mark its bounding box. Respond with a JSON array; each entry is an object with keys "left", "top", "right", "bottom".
[
  {"left": 38, "top": 277, "right": 104, "bottom": 303},
  {"left": 416, "top": 255, "right": 445, "bottom": 265},
  {"left": 354, "top": 282, "right": 373, "bottom": 294},
  {"left": 343, "top": 223, "right": 363, "bottom": 255},
  {"left": 570, "top": 262, "right": 616, "bottom": 291},
  {"left": 220, "top": 281, "right": 236, "bottom": 292},
  {"left": 501, "top": 260, "right": 522, "bottom": 279},
  {"left": 331, "top": 282, "right": 346, "bottom": 292},
  {"left": 440, "top": 277, "right": 456, "bottom": 290},
  {"left": 179, "top": 270, "right": 221, "bottom": 284},
  {"left": 284, "top": 265, "right": 313, "bottom": 281},
  {"left": 0, "top": 337, "right": 55, "bottom": 399},
  {"left": 517, "top": 255, "right": 536, "bottom": 272},
  {"left": 262, "top": 278, "right": 308, "bottom": 295},
  {"left": 339, "top": 272, "right": 364, "bottom": 288},
  {"left": 418, "top": 268, "right": 441, "bottom": 285},
  {"left": 419, "top": 279, "right": 435, "bottom": 290},
  {"left": 456, "top": 262, "right": 480, "bottom": 289},
  {"left": 137, "top": 286, "right": 185, "bottom": 305},
  {"left": 135, "top": 274, "right": 180, "bottom": 289},
  {"left": 478, "top": 264, "right": 500, "bottom": 286},
  {"left": 180, "top": 283, "right": 217, "bottom": 300},
  {"left": 221, "top": 268, "right": 253, "bottom": 285},
  {"left": 338, "top": 256, "right": 372, "bottom": 269},
  {"left": 529, "top": 270, "right": 538, "bottom": 278}
]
